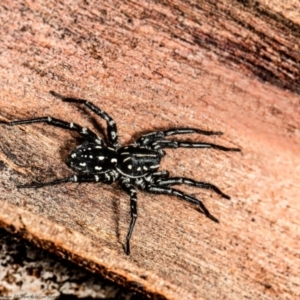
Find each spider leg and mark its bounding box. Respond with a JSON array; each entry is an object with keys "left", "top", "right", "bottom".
[
  {"left": 2, "top": 117, "right": 102, "bottom": 144},
  {"left": 119, "top": 179, "right": 138, "bottom": 255},
  {"left": 146, "top": 185, "right": 219, "bottom": 223},
  {"left": 17, "top": 173, "right": 115, "bottom": 189},
  {"left": 50, "top": 91, "right": 118, "bottom": 147},
  {"left": 150, "top": 170, "right": 170, "bottom": 179},
  {"left": 151, "top": 140, "right": 241, "bottom": 152},
  {"left": 136, "top": 128, "right": 222, "bottom": 146},
  {"left": 154, "top": 177, "right": 230, "bottom": 199}
]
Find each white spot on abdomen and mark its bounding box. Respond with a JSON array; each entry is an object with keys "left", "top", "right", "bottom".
[{"left": 111, "top": 131, "right": 116, "bottom": 139}]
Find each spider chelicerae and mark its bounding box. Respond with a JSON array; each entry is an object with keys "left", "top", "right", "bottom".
[{"left": 1, "top": 91, "right": 240, "bottom": 255}]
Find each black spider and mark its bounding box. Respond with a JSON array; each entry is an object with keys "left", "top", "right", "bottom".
[{"left": 1, "top": 91, "right": 240, "bottom": 255}]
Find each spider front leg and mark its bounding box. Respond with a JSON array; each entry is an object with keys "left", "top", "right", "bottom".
[
  {"left": 154, "top": 176, "right": 230, "bottom": 199},
  {"left": 17, "top": 173, "right": 116, "bottom": 189},
  {"left": 146, "top": 185, "right": 219, "bottom": 223},
  {"left": 136, "top": 128, "right": 223, "bottom": 146},
  {"left": 119, "top": 179, "right": 138, "bottom": 255},
  {"left": 148, "top": 170, "right": 170, "bottom": 180},
  {"left": 50, "top": 91, "right": 119, "bottom": 147},
  {"left": 1, "top": 116, "right": 102, "bottom": 144},
  {"left": 152, "top": 140, "right": 241, "bottom": 152}
]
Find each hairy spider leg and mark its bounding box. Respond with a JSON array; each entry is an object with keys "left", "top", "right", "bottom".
[
  {"left": 146, "top": 186, "right": 219, "bottom": 223},
  {"left": 17, "top": 173, "right": 116, "bottom": 189},
  {"left": 136, "top": 128, "right": 223, "bottom": 146},
  {"left": 50, "top": 91, "right": 118, "bottom": 147},
  {"left": 119, "top": 179, "right": 138, "bottom": 255},
  {"left": 151, "top": 140, "right": 241, "bottom": 152},
  {"left": 154, "top": 177, "right": 230, "bottom": 199},
  {"left": 4, "top": 117, "right": 102, "bottom": 144},
  {"left": 150, "top": 170, "right": 170, "bottom": 179}
]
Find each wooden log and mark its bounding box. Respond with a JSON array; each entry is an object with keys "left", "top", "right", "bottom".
[{"left": 0, "top": 0, "right": 299, "bottom": 299}]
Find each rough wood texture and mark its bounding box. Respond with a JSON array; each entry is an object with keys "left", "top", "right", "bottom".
[{"left": 0, "top": 1, "right": 299, "bottom": 299}]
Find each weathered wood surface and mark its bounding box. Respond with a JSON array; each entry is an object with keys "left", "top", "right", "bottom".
[{"left": 0, "top": 1, "right": 299, "bottom": 299}]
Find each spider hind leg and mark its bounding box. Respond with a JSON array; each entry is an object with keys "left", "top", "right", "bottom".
[
  {"left": 50, "top": 91, "right": 118, "bottom": 147},
  {"left": 2, "top": 116, "right": 101, "bottom": 144},
  {"left": 17, "top": 173, "right": 115, "bottom": 189}
]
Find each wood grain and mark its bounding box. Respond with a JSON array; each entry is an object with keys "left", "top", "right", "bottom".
[{"left": 0, "top": 0, "right": 299, "bottom": 299}]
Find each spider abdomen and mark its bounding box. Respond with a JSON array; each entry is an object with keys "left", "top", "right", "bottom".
[
  {"left": 67, "top": 142, "right": 117, "bottom": 174},
  {"left": 117, "top": 145, "right": 161, "bottom": 178}
]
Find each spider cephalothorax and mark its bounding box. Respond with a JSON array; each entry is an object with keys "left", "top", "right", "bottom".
[{"left": 1, "top": 91, "right": 240, "bottom": 255}]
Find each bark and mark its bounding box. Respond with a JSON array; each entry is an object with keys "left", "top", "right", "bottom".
[{"left": 0, "top": 0, "right": 299, "bottom": 299}]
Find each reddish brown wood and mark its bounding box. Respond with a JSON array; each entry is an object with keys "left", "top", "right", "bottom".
[{"left": 0, "top": 0, "right": 299, "bottom": 299}]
